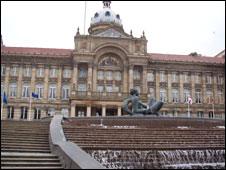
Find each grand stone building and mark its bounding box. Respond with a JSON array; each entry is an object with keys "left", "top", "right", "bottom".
[{"left": 1, "top": 1, "right": 225, "bottom": 120}]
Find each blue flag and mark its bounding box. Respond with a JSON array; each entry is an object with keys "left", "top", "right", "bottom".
[
  {"left": 3, "top": 92, "right": 8, "bottom": 104},
  {"left": 32, "top": 92, "right": 39, "bottom": 98}
]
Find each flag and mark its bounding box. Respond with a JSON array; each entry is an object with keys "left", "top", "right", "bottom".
[
  {"left": 3, "top": 92, "right": 8, "bottom": 104},
  {"left": 32, "top": 92, "right": 39, "bottom": 99},
  {"left": 188, "top": 97, "right": 192, "bottom": 104}
]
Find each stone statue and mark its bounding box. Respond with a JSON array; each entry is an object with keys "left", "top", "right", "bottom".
[{"left": 122, "top": 89, "right": 163, "bottom": 116}]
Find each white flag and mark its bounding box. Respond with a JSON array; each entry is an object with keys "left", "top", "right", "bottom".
[{"left": 188, "top": 97, "right": 192, "bottom": 104}]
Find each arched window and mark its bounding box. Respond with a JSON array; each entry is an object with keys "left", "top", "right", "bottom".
[
  {"left": 94, "top": 12, "right": 99, "bottom": 18},
  {"left": 105, "top": 11, "right": 111, "bottom": 16}
]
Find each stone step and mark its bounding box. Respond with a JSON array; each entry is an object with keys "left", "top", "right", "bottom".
[
  {"left": 1, "top": 166, "right": 63, "bottom": 169},
  {"left": 1, "top": 140, "right": 49, "bottom": 145},
  {"left": 1, "top": 152, "right": 58, "bottom": 158},
  {"left": 1, "top": 162, "right": 62, "bottom": 166},
  {"left": 1, "top": 158, "right": 60, "bottom": 162},
  {"left": 2, "top": 137, "right": 49, "bottom": 141},
  {"left": 2, "top": 145, "right": 50, "bottom": 150},
  {"left": 1, "top": 148, "right": 51, "bottom": 153},
  {"left": 1, "top": 143, "right": 49, "bottom": 147}
]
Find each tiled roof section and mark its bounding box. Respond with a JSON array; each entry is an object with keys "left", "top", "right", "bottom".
[
  {"left": 148, "top": 53, "right": 225, "bottom": 64},
  {"left": 1, "top": 46, "right": 73, "bottom": 57}
]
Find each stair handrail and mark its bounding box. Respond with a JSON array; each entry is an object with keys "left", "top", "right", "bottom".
[{"left": 49, "top": 115, "right": 105, "bottom": 169}]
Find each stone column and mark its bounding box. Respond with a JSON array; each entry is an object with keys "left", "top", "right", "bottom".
[
  {"left": 43, "top": 66, "right": 49, "bottom": 100},
  {"left": 142, "top": 66, "right": 147, "bottom": 94},
  {"left": 128, "top": 65, "right": 134, "bottom": 91},
  {"left": 117, "top": 106, "right": 122, "bottom": 117},
  {"left": 87, "top": 105, "right": 91, "bottom": 117},
  {"left": 70, "top": 102, "right": 76, "bottom": 117},
  {"left": 155, "top": 71, "right": 160, "bottom": 100},
  {"left": 87, "top": 63, "right": 93, "bottom": 92},
  {"left": 102, "top": 105, "right": 106, "bottom": 117},
  {"left": 57, "top": 67, "right": 62, "bottom": 100},
  {"left": 92, "top": 64, "right": 97, "bottom": 92},
  {"left": 71, "top": 63, "right": 78, "bottom": 91},
  {"left": 167, "top": 71, "right": 172, "bottom": 103},
  {"left": 202, "top": 73, "right": 206, "bottom": 104},
  {"left": 17, "top": 65, "right": 23, "bottom": 98},
  {"left": 191, "top": 73, "right": 195, "bottom": 103},
  {"left": 179, "top": 72, "right": 184, "bottom": 103},
  {"left": 123, "top": 66, "right": 128, "bottom": 93}
]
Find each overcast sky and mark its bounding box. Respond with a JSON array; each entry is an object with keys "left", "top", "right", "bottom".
[{"left": 1, "top": 1, "right": 225, "bottom": 56}]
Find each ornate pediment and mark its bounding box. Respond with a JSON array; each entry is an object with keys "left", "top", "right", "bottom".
[{"left": 94, "top": 28, "right": 129, "bottom": 38}]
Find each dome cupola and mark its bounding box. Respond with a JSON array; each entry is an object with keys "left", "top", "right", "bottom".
[{"left": 88, "top": 1, "right": 123, "bottom": 35}]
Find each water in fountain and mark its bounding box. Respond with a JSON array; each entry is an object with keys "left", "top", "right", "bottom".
[{"left": 87, "top": 149, "right": 225, "bottom": 169}]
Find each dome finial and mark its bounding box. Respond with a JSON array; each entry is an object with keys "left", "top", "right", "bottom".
[{"left": 103, "top": 1, "right": 111, "bottom": 8}]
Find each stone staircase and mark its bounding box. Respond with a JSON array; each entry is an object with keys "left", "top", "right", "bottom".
[
  {"left": 63, "top": 117, "right": 225, "bottom": 169},
  {"left": 1, "top": 120, "right": 63, "bottom": 169}
]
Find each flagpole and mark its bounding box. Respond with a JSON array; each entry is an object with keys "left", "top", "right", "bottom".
[
  {"left": 28, "top": 93, "right": 32, "bottom": 121},
  {"left": 188, "top": 101, "right": 190, "bottom": 118},
  {"left": 83, "top": 1, "right": 87, "bottom": 34},
  {"left": 212, "top": 98, "right": 215, "bottom": 118},
  {"left": 1, "top": 95, "right": 3, "bottom": 120}
]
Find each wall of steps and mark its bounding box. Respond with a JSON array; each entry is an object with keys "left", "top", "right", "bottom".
[{"left": 1, "top": 120, "right": 63, "bottom": 169}]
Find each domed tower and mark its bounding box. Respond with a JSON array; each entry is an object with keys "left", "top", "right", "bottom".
[{"left": 88, "top": 1, "right": 125, "bottom": 35}]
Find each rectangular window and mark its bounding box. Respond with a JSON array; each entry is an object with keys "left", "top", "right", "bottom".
[
  {"left": 97, "top": 85, "right": 104, "bottom": 92},
  {"left": 195, "top": 73, "right": 201, "bottom": 84},
  {"left": 78, "top": 84, "right": 87, "bottom": 92},
  {"left": 22, "top": 84, "right": 30, "bottom": 98},
  {"left": 133, "top": 70, "right": 141, "bottom": 80},
  {"left": 35, "top": 84, "right": 44, "bottom": 99},
  {"left": 49, "top": 85, "right": 56, "bottom": 99},
  {"left": 197, "top": 111, "right": 204, "bottom": 118},
  {"left": 34, "top": 108, "right": 41, "bottom": 119},
  {"left": 36, "top": 68, "right": 44, "bottom": 77},
  {"left": 114, "top": 86, "right": 120, "bottom": 92},
  {"left": 7, "top": 106, "right": 14, "bottom": 119},
  {"left": 160, "top": 88, "right": 167, "bottom": 102},
  {"left": 149, "top": 88, "right": 155, "bottom": 98},
  {"left": 23, "top": 67, "right": 31, "bottom": 77},
  {"left": 10, "top": 66, "right": 18, "bottom": 76},
  {"left": 106, "top": 85, "right": 113, "bottom": 92},
  {"left": 114, "top": 71, "right": 121, "bottom": 81},
  {"left": 49, "top": 68, "right": 58, "bottom": 78},
  {"left": 78, "top": 67, "right": 87, "bottom": 78},
  {"left": 97, "top": 71, "right": 104, "bottom": 80},
  {"left": 184, "top": 72, "right": 190, "bottom": 83},
  {"left": 217, "top": 75, "right": 223, "bottom": 85},
  {"left": 195, "top": 90, "right": 202, "bottom": 104},
  {"left": 62, "top": 86, "right": 70, "bottom": 99},
  {"left": 1, "top": 65, "right": 6, "bottom": 76},
  {"left": 105, "top": 71, "right": 113, "bottom": 80},
  {"left": 160, "top": 71, "right": 166, "bottom": 82},
  {"left": 217, "top": 90, "right": 223, "bottom": 104},
  {"left": 63, "top": 69, "right": 71, "bottom": 78},
  {"left": 9, "top": 83, "right": 17, "bottom": 97},
  {"left": 20, "top": 107, "right": 28, "bottom": 119},
  {"left": 183, "top": 89, "right": 190, "bottom": 103},
  {"left": 206, "top": 75, "right": 212, "bottom": 84},
  {"left": 147, "top": 72, "right": 154, "bottom": 82},
  {"left": 206, "top": 90, "right": 213, "bottom": 104},
  {"left": 172, "top": 72, "right": 178, "bottom": 82},
  {"left": 172, "top": 89, "right": 179, "bottom": 103}
]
